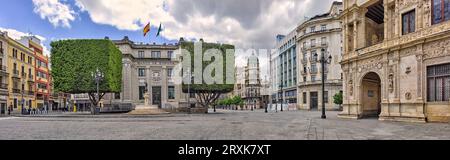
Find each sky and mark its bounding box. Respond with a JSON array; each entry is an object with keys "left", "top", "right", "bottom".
[{"left": 0, "top": 0, "right": 340, "bottom": 78}]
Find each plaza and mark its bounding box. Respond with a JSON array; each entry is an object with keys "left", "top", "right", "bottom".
[{"left": 1, "top": 110, "right": 450, "bottom": 140}]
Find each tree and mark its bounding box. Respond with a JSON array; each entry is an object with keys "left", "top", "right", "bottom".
[
  {"left": 181, "top": 39, "right": 235, "bottom": 110},
  {"left": 333, "top": 92, "right": 343, "bottom": 109},
  {"left": 51, "top": 39, "right": 122, "bottom": 114}
]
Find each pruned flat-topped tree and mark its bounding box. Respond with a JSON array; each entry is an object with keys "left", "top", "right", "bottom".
[{"left": 51, "top": 39, "right": 122, "bottom": 114}]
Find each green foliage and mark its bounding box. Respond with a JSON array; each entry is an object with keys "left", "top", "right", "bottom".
[
  {"left": 51, "top": 39, "right": 123, "bottom": 94},
  {"left": 218, "top": 96, "right": 243, "bottom": 106},
  {"left": 333, "top": 92, "right": 343, "bottom": 106},
  {"left": 181, "top": 40, "right": 235, "bottom": 94}
]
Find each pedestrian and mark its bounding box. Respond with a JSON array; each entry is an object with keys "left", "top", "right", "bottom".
[{"left": 8, "top": 103, "right": 12, "bottom": 115}]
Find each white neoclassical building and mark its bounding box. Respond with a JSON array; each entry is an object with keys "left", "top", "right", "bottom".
[{"left": 296, "top": 1, "right": 344, "bottom": 110}]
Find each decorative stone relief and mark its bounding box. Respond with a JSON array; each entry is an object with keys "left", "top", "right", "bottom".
[
  {"left": 357, "top": 55, "right": 383, "bottom": 72},
  {"left": 405, "top": 92, "right": 412, "bottom": 100},
  {"left": 349, "top": 79, "right": 353, "bottom": 96},
  {"left": 388, "top": 70, "right": 394, "bottom": 93},
  {"left": 405, "top": 67, "right": 411, "bottom": 74},
  {"left": 423, "top": 39, "right": 450, "bottom": 60}
]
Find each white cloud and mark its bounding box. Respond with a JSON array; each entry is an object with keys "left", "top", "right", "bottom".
[
  {"left": 32, "top": 0, "right": 76, "bottom": 28},
  {"left": 73, "top": 0, "right": 337, "bottom": 47},
  {"left": 0, "top": 27, "right": 50, "bottom": 56},
  {"left": 72, "top": 0, "right": 340, "bottom": 77}
]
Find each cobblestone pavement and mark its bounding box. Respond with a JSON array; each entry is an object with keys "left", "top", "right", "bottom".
[{"left": 1, "top": 110, "right": 450, "bottom": 140}]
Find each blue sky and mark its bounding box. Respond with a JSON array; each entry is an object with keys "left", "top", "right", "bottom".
[{"left": 0, "top": 0, "right": 175, "bottom": 55}]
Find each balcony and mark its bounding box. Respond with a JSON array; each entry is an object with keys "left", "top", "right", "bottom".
[
  {"left": 28, "top": 75, "right": 34, "bottom": 83},
  {"left": 310, "top": 57, "right": 318, "bottom": 63},
  {"left": 301, "top": 58, "right": 308, "bottom": 64},
  {"left": 0, "top": 83, "right": 7, "bottom": 89},
  {"left": 27, "top": 91, "right": 35, "bottom": 96},
  {"left": 12, "top": 70, "right": 20, "bottom": 78},
  {"left": 300, "top": 70, "right": 307, "bottom": 75},
  {"left": 22, "top": 72, "right": 27, "bottom": 78},
  {"left": 0, "top": 66, "right": 8, "bottom": 75},
  {"left": 12, "top": 88, "right": 20, "bottom": 94},
  {"left": 310, "top": 69, "right": 318, "bottom": 74}
]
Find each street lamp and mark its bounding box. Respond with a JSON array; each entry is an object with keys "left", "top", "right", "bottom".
[
  {"left": 314, "top": 48, "right": 332, "bottom": 119},
  {"left": 185, "top": 70, "right": 194, "bottom": 114},
  {"left": 278, "top": 83, "right": 287, "bottom": 112},
  {"left": 91, "top": 68, "right": 104, "bottom": 115}
]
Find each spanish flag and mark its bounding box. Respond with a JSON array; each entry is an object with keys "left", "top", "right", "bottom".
[{"left": 143, "top": 22, "right": 150, "bottom": 37}]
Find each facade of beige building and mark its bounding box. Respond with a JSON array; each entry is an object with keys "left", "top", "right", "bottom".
[
  {"left": 296, "top": 2, "right": 344, "bottom": 110},
  {"left": 339, "top": 0, "right": 450, "bottom": 122}
]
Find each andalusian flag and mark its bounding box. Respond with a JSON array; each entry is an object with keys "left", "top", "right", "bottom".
[
  {"left": 143, "top": 22, "right": 150, "bottom": 37},
  {"left": 156, "top": 23, "right": 163, "bottom": 37}
]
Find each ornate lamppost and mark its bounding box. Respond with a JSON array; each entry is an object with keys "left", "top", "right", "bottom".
[
  {"left": 314, "top": 48, "right": 332, "bottom": 119},
  {"left": 91, "top": 68, "right": 104, "bottom": 115}
]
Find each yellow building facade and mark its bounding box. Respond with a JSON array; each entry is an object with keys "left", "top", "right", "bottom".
[{"left": 6, "top": 35, "right": 36, "bottom": 112}]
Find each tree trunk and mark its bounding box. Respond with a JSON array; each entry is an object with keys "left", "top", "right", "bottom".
[{"left": 88, "top": 92, "right": 105, "bottom": 115}]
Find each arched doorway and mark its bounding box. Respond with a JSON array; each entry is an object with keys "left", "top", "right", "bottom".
[{"left": 360, "top": 72, "right": 381, "bottom": 118}]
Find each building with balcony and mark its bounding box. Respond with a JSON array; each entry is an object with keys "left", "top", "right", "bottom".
[
  {"left": 339, "top": 0, "right": 450, "bottom": 122},
  {"left": 0, "top": 31, "right": 9, "bottom": 115},
  {"left": 3, "top": 33, "right": 36, "bottom": 113},
  {"left": 270, "top": 30, "right": 298, "bottom": 106},
  {"left": 103, "top": 36, "right": 188, "bottom": 110},
  {"left": 296, "top": 1, "right": 344, "bottom": 110},
  {"left": 19, "top": 36, "right": 51, "bottom": 110}
]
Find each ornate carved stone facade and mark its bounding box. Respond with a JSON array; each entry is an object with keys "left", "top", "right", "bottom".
[{"left": 339, "top": 0, "right": 450, "bottom": 122}]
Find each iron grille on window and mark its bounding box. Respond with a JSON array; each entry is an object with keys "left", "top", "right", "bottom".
[{"left": 427, "top": 63, "right": 450, "bottom": 102}]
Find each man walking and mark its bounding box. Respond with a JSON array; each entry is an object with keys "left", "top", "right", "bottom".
[{"left": 7, "top": 103, "right": 12, "bottom": 116}]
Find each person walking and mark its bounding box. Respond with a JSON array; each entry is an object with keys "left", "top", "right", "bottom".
[{"left": 7, "top": 103, "right": 12, "bottom": 116}]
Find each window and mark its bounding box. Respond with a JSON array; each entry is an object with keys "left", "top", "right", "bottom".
[
  {"left": 324, "top": 91, "right": 329, "bottom": 104},
  {"left": 168, "top": 86, "right": 175, "bottom": 99},
  {"left": 151, "top": 51, "right": 161, "bottom": 58},
  {"left": 12, "top": 49, "right": 17, "bottom": 58},
  {"left": 303, "top": 92, "right": 307, "bottom": 104},
  {"left": 303, "top": 76, "right": 307, "bottom": 82},
  {"left": 402, "top": 10, "right": 416, "bottom": 35},
  {"left": 138, "top": 68, "right": 146, "bottom": 77},
  {"left": 311, "top": 75, "right": 317, "bottom": 82},
  {"left": 321, "top": 24, "right": 327, "bottom": 31},
  {"left": 28, "top": 68, "right": 32, "bottom": 78},
  {"left": 310, "top": 26, "right": 316, "bottom": 32},
  {"left": 167, "top": 51, "right": 174, "bottom": 59},
  {"left": 38, "top": 83, "right": 47, "bottom": 90},
  {"left": 311, "top": 39, "right": 316, "bottom": 47},
  {"left": 321, "top": 37, "right": 327, "bottom": 45},
  {"left": 37, "top": 71, "right": 47, "bottom": 79},
  {"left": 311, "top": 64, "right": 317, "bottom": 73},
  {"left": 138, "top": 51, "right": 145, "bottom": 58},
  {"left": 167, "top": 68, "right": 173, "bottom": 77},
  {"left": 432, "top": 0, "right": 450, "bottom": 24},
  {"left": 139, "top": 86, "right": 146, "bottom": 100},
  {"left": 427, "top": 63, "right": 450, "bottom": 102}
]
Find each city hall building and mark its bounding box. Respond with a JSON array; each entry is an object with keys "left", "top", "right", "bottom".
[
  {"left": 103, "top": 37, "right": 189, "bottom": 110},
  {"left": 339, "top": 0, "right": 450, "bottom": 122}
]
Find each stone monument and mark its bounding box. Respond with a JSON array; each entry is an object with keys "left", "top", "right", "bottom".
[{"left": 128, "top": 91, "right": 169, "bottom": 115}]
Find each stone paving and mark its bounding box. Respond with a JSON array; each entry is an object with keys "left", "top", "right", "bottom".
[{"left": 0, "top": 110, "right": 450, "bottom": 140}]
